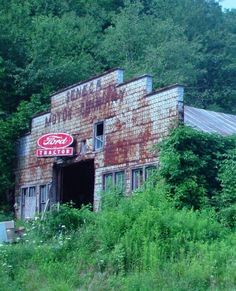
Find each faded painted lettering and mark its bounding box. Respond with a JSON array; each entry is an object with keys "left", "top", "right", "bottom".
[{"left": 45, "top": 106, "right": 72, "bottom": 127}]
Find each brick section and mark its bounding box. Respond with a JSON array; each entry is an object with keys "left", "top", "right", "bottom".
[{"left": 15, "top": 68, "right": 184, "bottom": 217}]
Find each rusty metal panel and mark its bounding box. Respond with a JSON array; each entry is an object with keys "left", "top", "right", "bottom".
[{"left": 185, "top": 106, "right": 236, "bottom": 135}]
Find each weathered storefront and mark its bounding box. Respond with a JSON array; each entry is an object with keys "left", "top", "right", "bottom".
[{"left": 15, "top": 68, "right": 185, "bottom": 218}]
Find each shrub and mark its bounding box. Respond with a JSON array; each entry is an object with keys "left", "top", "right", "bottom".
[
  {"left": 158, "top": 126, "right": 236, "bottom": 210},
  {"left": 25, "top": 203, "right": 94, "bottom": 241}
]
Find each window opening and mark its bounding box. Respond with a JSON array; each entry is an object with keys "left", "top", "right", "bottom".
[
  {"left": 94, "top": 121, "right": 104, "bottom": 150},
  {"left": 21, "top": 188, "right": 28, "bottom": 206},
  {"left": 115, "top": 171, "right": 125, "bottom": 191},
  {"left": 40, "top": 185, "right": 48, "bottom": 212},
  {"left": 103, "top": 171, "right": 125, "bottom": 192},
  {"left": 29, "top": 186, "right": 36, "bottom": 197},
  {"left": 132, "top": 168, "right": 143, "bottom": 190},
  {"left": 80, "top": 140, "right": 87, "bottom": 154},
  {"left": 132, "top": 165, "right": 157, "bottom": 190},
  {"left": 103, "top": 173, "right": 113, "bottom": 191},
  {"left": 145, "top": 166, "right": 156, "bottom": 180}
]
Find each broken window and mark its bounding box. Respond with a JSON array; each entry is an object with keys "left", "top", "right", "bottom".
[
  {"left": 39, "top": 185, "right": 48, "bottom": 212},
  {"left": 94, "top": 121, "right": 104, "bottom": 150}
]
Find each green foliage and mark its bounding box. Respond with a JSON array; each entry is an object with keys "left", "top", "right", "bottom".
[
  {"left": 218, "top": 149, "right": 236, "bottom": 206},
  {"left": 26, "top": 203, "right": 94, "bottom": 240},
  {"left": 100, "top": 1, "right": 199, "bottom": 86},
  {"left": 0, "top": 209, "right": 13, "bottom": 222},
  {"left": 1, "top": 185, "right": 236, "bottom": 290},
  {"left": 0, "top": 0, "right": 236, "bottom": 207},
  {"left": 158, "top": 126, "right": 236, "bottom": 209},
  {"left": 215, "top": 148, "right": 236, "bottom": 228},
  {"left": 0, "top": 0, "right": 235, "bottom": 114},
  {"left": 0, "top": 93, "right": 49, "bottom": 207}
]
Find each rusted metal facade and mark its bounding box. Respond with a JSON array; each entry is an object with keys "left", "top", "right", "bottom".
[{"left": 15, "top": 68, "right": 185, "bottom": 218}]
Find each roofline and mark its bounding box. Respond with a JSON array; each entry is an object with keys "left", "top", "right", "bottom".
[
  {"left": 18, "top": 132, "right": 31, "bottom": 138},
  {"left": 50, "top": 67, "right": 124, "bottom": 97},
  {"left": 185, "top": 105, "right": 236, "bottom": 117},
  {"left": 31, "top": 110, "right": 50, "bottom": 119},
  {"left": 145, "top": 83, "right": 185, "bottom": 97},
  {"left": 116, "top": 74, "right": 152, "bottom": 87}
]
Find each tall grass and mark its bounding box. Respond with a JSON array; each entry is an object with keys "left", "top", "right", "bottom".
[{"left": 0, "top": 182, "right": 236, "bottom": 290}]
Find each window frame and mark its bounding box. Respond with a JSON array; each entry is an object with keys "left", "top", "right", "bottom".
[
  {"left": 20, "top": 186, "right": 35, "bottom": 219},
  {"left": 131, "top": 164, "right": 157, "bottom": 191},
  {"left": 80, "top": 139, "right": 87, "bottom": 154},
  {"left": 94, "top": 121, "right": 104, "bottom": 151},
  {"left": 132, "top": 167, "right": 144, "bottom": 191},
  {"left": 39, "top": 184, "right": 49, "bottom": 212},
  {"left": 145, "top": 166, "right": 157, "bottom": 180},
  {"left": 102, "top": 170, "right": 125, "bottom": 192},
  {"left": 103, "top": 172, "right": 113, "bottom": 191},
  {"left": 29, "top": 186, "right": 36, "bottom": 197},
  {"left": 21, "top": 187, "right": 28, "bottom": 206}
]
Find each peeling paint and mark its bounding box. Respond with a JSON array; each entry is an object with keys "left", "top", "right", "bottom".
[{"left": 15, "top": 68, "right": 184, "bottom": 218}]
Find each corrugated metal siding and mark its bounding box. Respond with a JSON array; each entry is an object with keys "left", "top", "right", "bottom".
[{"left": 185, "top": 106, "right": 236, "bottom": 136}]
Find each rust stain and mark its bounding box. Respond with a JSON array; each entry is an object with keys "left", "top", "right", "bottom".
[{"left": 15, "top": 68, "right": 184, "bottom": 218}]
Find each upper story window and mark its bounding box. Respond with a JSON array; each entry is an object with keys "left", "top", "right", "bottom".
[
  {"left": 94, "top": 121, "right": 104, "bottom": 150},
  {"left": 80, "top": 139, "right": 87, "bottom": 155}
]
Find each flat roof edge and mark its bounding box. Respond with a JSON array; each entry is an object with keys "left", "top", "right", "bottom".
[{"left": 50, "top": 67, "right": 124, "bottom": 97}]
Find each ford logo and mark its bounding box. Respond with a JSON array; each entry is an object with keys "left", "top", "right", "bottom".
[{"left": 37, "top": 133, "right": 74, "bottom": 149}]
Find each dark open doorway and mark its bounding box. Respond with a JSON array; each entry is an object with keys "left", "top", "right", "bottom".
[{"left": 61, "top": 159, "right": 94, "bottom": 209}]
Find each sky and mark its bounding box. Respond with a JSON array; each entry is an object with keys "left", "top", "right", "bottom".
[{"left": 219, "top": 0, "right": 236, "bottom": 10}]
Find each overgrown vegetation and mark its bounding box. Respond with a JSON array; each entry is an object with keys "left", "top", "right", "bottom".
[
  {"left": 0, "top": 1, "right": 235, "bottom": 288},
  {"left": 0, "top": 127, "right": 236, "bottom": 290},
  {"left": 0, "top": 0, "right": 236, "bottom": 206}
]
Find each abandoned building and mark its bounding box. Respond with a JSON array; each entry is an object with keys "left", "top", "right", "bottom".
[{"left": 15, "top": 68, "right": 236, "bottom": 219}]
